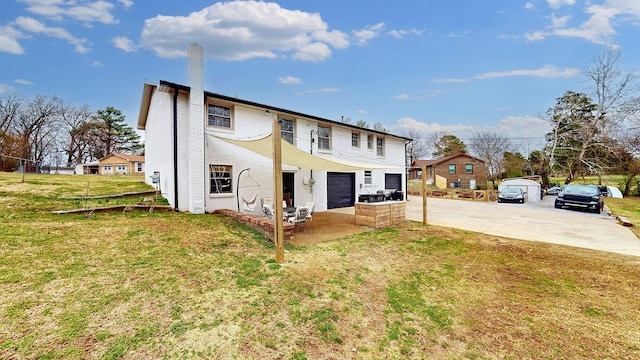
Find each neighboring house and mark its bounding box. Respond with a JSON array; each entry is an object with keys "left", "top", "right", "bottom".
[
  {"left": 98, "top": 153, "right": 145, "bottom": 175},
  {"left": 75, "top": 161, "right": 99, "bottom": 175},
  {"left": 409, "top": 153, "right": 487, "bottom": 189},
  {"left": 137, "top": 44, "right": 410, "bottom": 214}
]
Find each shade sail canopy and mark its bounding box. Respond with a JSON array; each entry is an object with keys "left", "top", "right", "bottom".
[{"left": 212, "top": 134, "right": 401, "bottom": 171}]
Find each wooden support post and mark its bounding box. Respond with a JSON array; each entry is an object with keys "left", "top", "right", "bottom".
[
  {"left": 421, "top": 165, "right": 427, "bottom": 225},
  {"left": 272, "top": 115, "right": 285, "bottom": 263}
]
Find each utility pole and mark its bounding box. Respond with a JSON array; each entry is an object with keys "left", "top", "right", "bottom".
[
  {"left": 272, "top": 114, "right": 285, "bottom": 263},
  {"left": 422, "top": 165, "right": 427, "bottom": 225}
]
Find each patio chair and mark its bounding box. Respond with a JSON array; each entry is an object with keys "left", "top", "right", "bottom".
[
  {"left": 287, "top": 206, "right": 309, "bottom": 232},
  {"left": 305, "top": 202, "right": 315, "bottom": 226}
]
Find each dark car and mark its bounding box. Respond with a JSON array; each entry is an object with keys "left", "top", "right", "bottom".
[
  {"left": 498, "top": 187, "right": 526, "bottom": 203},
  {"left": 546, "top": 186, "right": 563, "bottom": 195},
  {"left": 554, "top": 184, "right": 603, "bottom": 213}
]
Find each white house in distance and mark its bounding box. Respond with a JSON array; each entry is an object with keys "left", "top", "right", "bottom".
[{"left": 137, "top": 44, "right": 410, "bottom": 214}]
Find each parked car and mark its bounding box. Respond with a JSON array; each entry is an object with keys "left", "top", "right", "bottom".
[
  {"left": 498, "top": 188, "right": 526, "bottom": 203},
  {"left": 554, "top": 184, "right": 603, "bottom": 213},
  {"left": 545, "top": 186, "right": 563, "bottom": 195}
]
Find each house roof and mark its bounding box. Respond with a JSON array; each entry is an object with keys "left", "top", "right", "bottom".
[
  {"left": 99, "top": 153, "right": 145, "bottom": 162},
  {"left": 411, "top": 153, "right": 485, "bottom": 167},
  {"left": 138, "top": 80, "right": 412, "bottom": 142}
]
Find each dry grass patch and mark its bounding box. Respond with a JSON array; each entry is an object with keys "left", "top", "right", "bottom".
[{"left": 2, "top": 172, "right": 640, "bottom": 359}]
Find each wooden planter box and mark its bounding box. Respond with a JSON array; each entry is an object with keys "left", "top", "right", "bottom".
[{"left": 355, "top": 201, "right": 406, "bottom": 229}]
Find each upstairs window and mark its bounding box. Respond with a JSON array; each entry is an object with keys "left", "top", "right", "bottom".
[
  {"left": 376, "top": 137, "right": 385, "bottom": 156},
  {"left": 280, "top": 118, "right": 294, "bottom": 144},
  {"left": 318, "top": 125, "right": 330, "bottom": 150},
  {"left": 208, "top": 104, "right": 232, "bottom": 128},
  {"left": 465, "top": 164, "right": 473, "bottom": 174},
  {"left": 352, "top": 132, "right": 360, "bottom": 148},
  {"left": 210, "top": 165, "right": 232, "bottom": 194},
  {"left": 448, "top": 164, "right": 456, "bottom": 174},
  {"left": 367, "top": 134, "right": 373, "bottom": 150}
]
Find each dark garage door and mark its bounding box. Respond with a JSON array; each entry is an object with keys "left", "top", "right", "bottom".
[
  {"left": 385, "top": 173, "right": 402, "bottom": 191},
  {"left": 327, "top": 172, "right": 355, "bottom": 209}
]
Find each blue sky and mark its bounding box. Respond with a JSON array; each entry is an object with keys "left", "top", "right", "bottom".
[{"left": 1, "top": 0, "right": 639, "bottom": 152}]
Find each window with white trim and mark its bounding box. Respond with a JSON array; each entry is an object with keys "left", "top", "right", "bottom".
[
  {"left": 318, "top": 125, "right": 330, "bottom": 150},
  {"left": 376, "top": 137, "right": 385, "bottom": 156},
  {"left": 465, "top": 164, "right": 473, "bottom": 174},
  {"left": 367, "top": 134, "right": 373, "bottom": 150},
  {"left": 280, "top": 118, "right": 294, "bottom": 144},
  {"left": 210, "top": 165, "right": 232, "bottom": 194},
  {"left": 364, "top": 170, "right": 372, "bottom": 185},
  {"left": 136, "top": 162, "right": 144, "bottom": 172},
  {"left": 352, "top": 132, "right": 360, "bottom": 148},
  {"left": 207, "top": 104, "right": 232, "bottom": 128}
]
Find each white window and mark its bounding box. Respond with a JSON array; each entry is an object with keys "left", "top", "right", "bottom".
[
  {"left": 376, "top": 137, "right": 385, "bottom": 156},
  {"left": 280, "top": 118, "right": 294, "bottom": 144},
  {"left": 210, "top": 165, "right": 232, "bottom": 194},
  {"left": 352, "top": 132, "right": 360, "bottom": 148},
  {"left": 207, "top": 104, "right": 232, "bottom": 128},
  {"left": 136, "top": 162, "right": 144, "bottom": 172},
  {"left": 364, "top": 170, "right": 372, "bottom": 185},
  {"left": 367, "top": 134, "right": 373, "bottom": 150},
  {"left": 318, "top": 125, "right": 330, "bottom": 150}
]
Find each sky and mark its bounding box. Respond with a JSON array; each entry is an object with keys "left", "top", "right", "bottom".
[{"left": 1, "top": 0, "right": 639, "bottom": 154}]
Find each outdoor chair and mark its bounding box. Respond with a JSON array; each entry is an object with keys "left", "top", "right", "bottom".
[
  {"left": 287, "top": 207, "right": 309, "bottom": 232},
  {"left": 261, "top": 197, "right": 274, "bottom": 218},
  {"left": 305, "top": 202, "right": 315, "bottom": 226}
]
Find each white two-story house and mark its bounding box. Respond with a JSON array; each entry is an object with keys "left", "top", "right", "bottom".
[{"left": 137, "top": 44, "right": 410, "bottom": 214}]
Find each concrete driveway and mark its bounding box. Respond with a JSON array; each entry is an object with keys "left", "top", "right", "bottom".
[{"left": 404, "top": 195, "right": 640, "bottom": 257}]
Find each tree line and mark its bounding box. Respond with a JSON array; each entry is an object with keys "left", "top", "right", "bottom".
[
  {"left": 0, "top": 94, "right": 142, "bottom": 172},
  {"left": 405, "top": 49, "right": 640, "bottom": 196}
]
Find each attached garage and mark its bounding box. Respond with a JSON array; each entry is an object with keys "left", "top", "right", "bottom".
[{"left": 327, "top": 172, "right": 355, "bottom": 209}]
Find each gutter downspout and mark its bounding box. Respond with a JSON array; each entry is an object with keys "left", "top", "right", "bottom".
[{"left": 172, "top": 86, "right": 179, "bottom": 211}]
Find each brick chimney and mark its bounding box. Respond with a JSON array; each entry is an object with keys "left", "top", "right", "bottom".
[{"left": 188, "top": 43, "right": 205, "bottom": 214}]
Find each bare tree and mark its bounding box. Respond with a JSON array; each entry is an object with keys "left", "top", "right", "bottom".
[
  {"left": 583, "top": 48, "right": 640, "bottom": 125},
  {"left": 403, "top": 127, "right": 430, "bottom": 164},
  {"left": 11, "top": 95, "right": 61, "bottom": 171},
  {"left": 58, "top": 102, "right": 96, "bottom": 166},
  {"left": 467, "top": 128, "right": 513, "bottom": 186}
]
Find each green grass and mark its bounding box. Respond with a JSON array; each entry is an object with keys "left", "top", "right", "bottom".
[{"left": 1, "top": 172, "right": 640, "bottom": 359}]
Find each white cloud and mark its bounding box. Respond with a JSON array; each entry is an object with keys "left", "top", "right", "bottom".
[
  {"left": 118, "top": 0, "right": 133, "bottom": 8},
  {"left": 0, "top": 84, "right": 14, "bottom": 93},
  {"left": 393, "top": 115, "right": 550, "bottom": 145},
  {"left": 527, "top": 1, "right": 640, "bottom": 45},
  {"left": 547, "top": 0, "right": 576, "bottom": 10},
  {"left": 14, "top": 79, "right": 33, "bottom": 85},
  {"left": 140, "top": 1, "right": 349, "bottom": 62},
  {"left": 21, "top": 0, "right": 118, "bottom": 24},
  {"left": 112, "top": 36, "right": 136, "bottom": 52},
  {"left": 432, "top": 78, "right": 469, "bottom": 84},
  {"left": 474, "top": 65, "right": 580, "bottom": 79},
  {"left": 550, "top": 13, "right": 570, "bottom": 28},
  {"left": 353, "top": 22, "right": 385, "bottom": 45},
  {"left": 525, "top": 2, "right": 535, "bottom": 10},
  {"left": 0, "top": 25, "right": 25, "bottom": 54},
  {"left": 393, "top": 90, "right": 446, "bottom": 100},
  {"left": 14, "top": 16, "right": 89, "bottom": 53},
  {"left": 357, "top": 109, "right": 367, "bottom": 115},
  {"left": 308, "top": 87, "right": 341, "bottom": 93},
  {"left": 388, "top": 29, "right": 422, "bottom": 39},
  {"left": 278, "top": 76, "right": 302, "bottom": 85}
]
